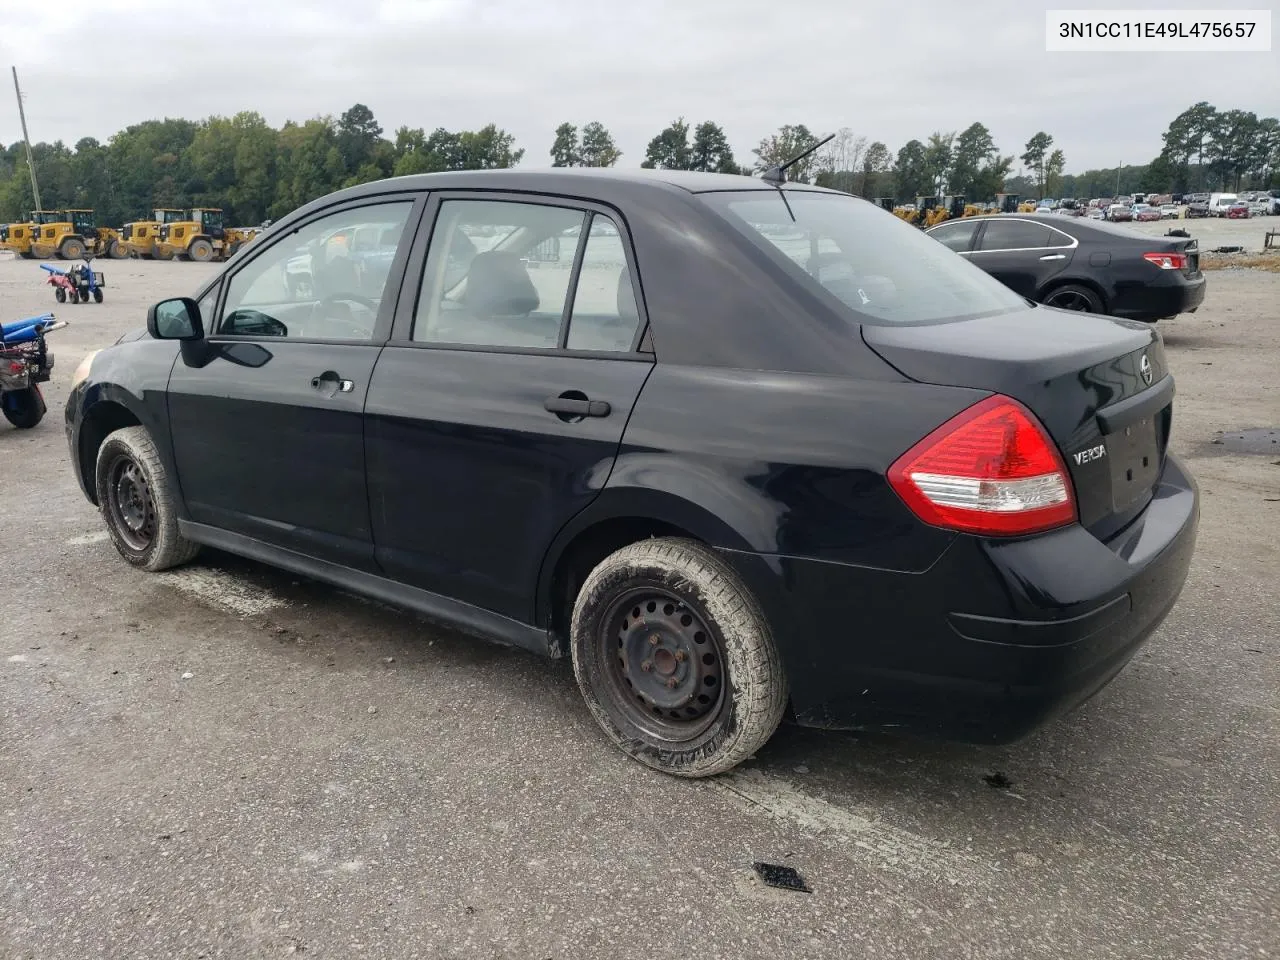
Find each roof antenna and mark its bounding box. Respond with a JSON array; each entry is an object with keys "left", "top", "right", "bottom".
[{"left": 761, "top": 132, "right": 835, "bottom": 185}]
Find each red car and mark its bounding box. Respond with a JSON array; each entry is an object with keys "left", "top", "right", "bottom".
[
  {"left": 1225, "top": 202, "right": 1250, "bottom": 220},
  {"left": 1133, "top": 205, "right": 1162, "bottom": 222}
]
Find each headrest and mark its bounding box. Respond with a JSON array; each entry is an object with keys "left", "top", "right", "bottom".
[
  {"left": 464, "top": 251, "right": 539, "bottom": 318},
  {"left": 617, "top": 267, "right": 639, "bottom": 321}
]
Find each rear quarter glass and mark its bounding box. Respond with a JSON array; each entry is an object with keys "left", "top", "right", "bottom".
[{"left": 700, "top": 191, "right": 1027, "bottom": 326}]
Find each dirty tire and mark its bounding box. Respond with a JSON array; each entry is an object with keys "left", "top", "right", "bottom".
[
  {"left": 2, "top": 388, "right": 45, "bottom": 429},
  {"left": 570, "top": 537, "right": 787, "bottom": 778},
  {"left": 188, "top": 238, "right": 214, "bottom": 262},
  {"left": 55, "top": 287, "right": 66, "bottom": 303},
  {"left": 1043, "top": 283, "right": 1104, "bottom": 314},
  {"left": 92, "top": 288, "right": 104, "bottom": 303},
  {"left": 59, "top": 238, "right": 86, "bottom": 260},
  {"left": 108, "top": 239, "right": 126, "bottom": 259},
  {"left": 94, "top": 426, "right": 200, "bottom": 572}
]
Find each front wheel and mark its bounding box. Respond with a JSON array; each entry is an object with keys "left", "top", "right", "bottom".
[
  {"left": 92, "top": 288, "right": 104, "bottom": 303},
  {"left": 94, "top": 426, "right": 201, "bottom": 571},
  {"left": 570, "top": 538, "right": 788, "bottom": 778},
  {"left": 2, "top": 387, "right": 46, "bottom": 428},
  {"left": 1042, "top": 283, "right": 1104, "bottom": 314},
  {"left": 188, "top": 239, "right": 214, "bottom": 262}
]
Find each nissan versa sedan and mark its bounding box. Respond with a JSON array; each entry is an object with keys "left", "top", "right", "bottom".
[
  {"left": 66, "top": 170, "right": 1199, "bottom": 777},
  {"left": 926, "top": 213, "right": 1206, "bottom": 321}
]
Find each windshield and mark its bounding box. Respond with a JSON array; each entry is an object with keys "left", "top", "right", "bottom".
[{"left": 702, "top": 190, "right": 1027, "bottom": 325}]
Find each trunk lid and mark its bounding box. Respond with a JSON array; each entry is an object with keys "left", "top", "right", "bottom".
[{"left": 863, "top": 305, "right": 1173, "bottom": 540}]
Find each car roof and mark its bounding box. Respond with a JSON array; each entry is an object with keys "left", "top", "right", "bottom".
[{"left": 299, "top": 167, "right": 836, "bottom": 204}]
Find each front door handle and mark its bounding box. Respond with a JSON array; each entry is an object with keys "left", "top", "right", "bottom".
[
  {"left": 1039, "top": 254, "right": 1066, "bottom": 261},
  {"left": 310, "top": 371, "right": 354, "bottom": 396},
  {"left": 544, "top": 395, "right": 611, "bottom": 418}
]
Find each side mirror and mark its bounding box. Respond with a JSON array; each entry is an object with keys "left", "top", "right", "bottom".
[
  {"left": 148, "top": 297, "right": 213, "bottom": 368},
  {"left": 147, "top": 297, "right": 204, "bottom": 341}
]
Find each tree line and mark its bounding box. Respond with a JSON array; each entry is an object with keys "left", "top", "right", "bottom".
[{"left": 2, "top": 101, "right": 1275, "bottom": 227}]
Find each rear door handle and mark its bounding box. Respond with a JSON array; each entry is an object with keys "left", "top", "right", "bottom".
[
  {"left": 544, "top": 396, "right": 611, "bottom": 418},
  {"left": 1039, "top": 254, "right": 1066, "bottom": 261}
]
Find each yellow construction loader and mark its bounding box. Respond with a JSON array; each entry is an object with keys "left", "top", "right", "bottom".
[
  {"left": 29, "top": 210, "right": 126, "bottom": 260},
  {"left": 121, "top": 208, "right": 187, "bottom": 258},
  {"left": 154, "top": 208, "right": 257, "bottom": 262},
  {"left": 0, "top": 211, "right": 65, "bottom": 258}
]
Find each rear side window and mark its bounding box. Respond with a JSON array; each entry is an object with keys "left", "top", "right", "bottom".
[
  {"left": 565, "top": 217, "right": 641, "bottom": 352},
  {"left": 703, "top": 191, "right": 1026, "bottom": 326},
  {"left": 413, "top": 199, "right": 586, "bottom": 348},
  {"left": 976, "top": 220, "right": 1054, "bottom": 251}
]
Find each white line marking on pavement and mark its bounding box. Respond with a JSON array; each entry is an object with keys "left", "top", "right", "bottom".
[
  {"left": 714, "top": 768, "right": 996, "bottom": 888},
  {"left": 154, "top": 568, "right": 287, "bottom": 618},
  {"left": 7, "top": 655, "right": 28, "bottom": 663},
  {"left": 67, "top": 531, "right": 110, "bottom": 545}
]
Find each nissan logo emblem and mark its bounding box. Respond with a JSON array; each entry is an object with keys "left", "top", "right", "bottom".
[{"left": 1140, "top": 354, "right": 1153, "bottom": 386}]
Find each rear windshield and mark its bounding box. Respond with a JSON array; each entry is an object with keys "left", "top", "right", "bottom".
[{"left": 701, "top": 190, "right": 1027, "bottom": 325}]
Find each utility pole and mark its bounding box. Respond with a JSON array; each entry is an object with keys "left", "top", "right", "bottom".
[
  {"left": 12, "top": 66, "right": 42, "bottom": 214},
  {"left": 1116, "top": 163, "right": 1122, "bottom": 197}
]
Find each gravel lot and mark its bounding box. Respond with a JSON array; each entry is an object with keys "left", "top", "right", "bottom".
[{"left": 1, "top": 237, "right": 1277, "bottom": 959}]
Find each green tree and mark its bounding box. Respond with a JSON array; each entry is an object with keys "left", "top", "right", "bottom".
[
  {"left": 1044, "top": 148, "right": 1066, "bottom": 197},
  {"left": 579, "top": 122, "right": 621, "bottom": 167},
  {"left": 753, "top": 124, "right": 820, "bottom": 182},
  {"left": 1020, "top": 131, "right": 1054, "bottom": 196},
  {"left": 689, "top": 121, "right": 736, "bottom": 173},
  {"left": 949, "top": 122, "right": 996, "bottom": 200},
  {"left": 642, "top": 118, "right": 692, "bottom": 170},
  {"left": 893, "top": 139, "right": 930, "bottom": 200},
  {"left": 336, "top": 103, "right": 383, "bottom": 175},
  {"left": 551, "top": 123, "right": 580, "bottom": 167},
  {"left": 860, "top": 141, "right": 893, "bottom": 197},
  {"left": 923, "top": 131, "right": 955, "bottom": 195}
]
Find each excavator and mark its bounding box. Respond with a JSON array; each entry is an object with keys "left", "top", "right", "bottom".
[
  {"left": 153, "top": 208, "right": 258, "bottom": 262},
  {"left": 121, "top": 208, "right": 187, "bottom": 258},
  {"left": 29, "top": 210, "right": 128, "bottom": 260},
  {"left": 0, "top": 210, "right": 66, "bottom": 258}
]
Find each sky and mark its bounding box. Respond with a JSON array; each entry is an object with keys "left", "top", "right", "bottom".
[{"left": 0, "top": 0, "right": 1276, "bottom": 175}]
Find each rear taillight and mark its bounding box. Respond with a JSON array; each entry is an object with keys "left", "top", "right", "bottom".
[
  {"left": 888, "top": 395, "right": 1077, "bottom": 537},
  {"left": 1143, "top": 251, "right": 1187, "bottom": 270}
]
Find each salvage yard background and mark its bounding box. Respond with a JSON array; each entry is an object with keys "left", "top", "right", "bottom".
[{"left": 0, "top": 218, "right": 1276, "bottom": 958}]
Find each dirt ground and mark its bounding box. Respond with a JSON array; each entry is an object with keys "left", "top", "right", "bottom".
[{"left": 0, "top": 252, "right": 1277, "bottom": 960}]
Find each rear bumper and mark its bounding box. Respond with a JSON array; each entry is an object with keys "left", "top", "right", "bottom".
[
  {"left": 721, "top": 453, "right": 1199, "bottom": 743},
  {"left": 1112, "top": 272, "right": 1206, "bottom": 320}
]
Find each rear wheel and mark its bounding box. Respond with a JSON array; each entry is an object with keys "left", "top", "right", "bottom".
[
  {"left": 154, "top": 246, "right": 174, "bottom": 261},
  {"left": 2, "top": 387, "right": 45, "bottom": 429},
  {"left": 188, "top": 238, "right": 214, "bottom": 262},
  {"left": 570, "top": 538, "right": 787, "bottom": 778},
  {"left": 55, "top": 288, "right": 66, "bottom": 303},
  {"left": 93, "top": 288, "right": 104, "bottom": 303},
  {"left": 1043, "top": 284, "right": 1104, "bottom": 314},
  {"left": 59, "top": 237, "right": 86, "bottom": 260},
  {"left": 95, "top": 426, "right": 200, "bottom": 571}
]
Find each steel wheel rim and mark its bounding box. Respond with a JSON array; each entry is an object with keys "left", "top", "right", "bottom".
[
  {"left": 600, "top": 587, "right": 727, "bottom": 743},
  {"left": 107, "top": 455, "right": 156, "bottom": 552},
  {"left": 1047, "top": 290, "right": 1092, "bottom": 311}
]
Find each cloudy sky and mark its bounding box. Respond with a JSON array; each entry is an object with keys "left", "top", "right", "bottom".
[{"left": 0, "top": 0, "right": 1276, "bottom": 174}]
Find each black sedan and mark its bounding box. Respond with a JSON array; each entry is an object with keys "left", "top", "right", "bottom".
[
  {"left": 925, "top": 213, "right": 1206, "bottom": 321},
  {"left": 66, "top": 170, "right": 1199, "bottom": 777}
]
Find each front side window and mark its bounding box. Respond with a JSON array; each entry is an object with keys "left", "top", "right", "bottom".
[
  {"left": 412, "top": 199, "right": 587, "bottom": 348},
  {"left": 217, "top": 200, "right": 412, "bottom": 341},
  {"left": 928, "top": 219, "right": 980, "bottom": 253},
  {"left": 703, "top": 191, "right": 1026, "bottom": 326}
]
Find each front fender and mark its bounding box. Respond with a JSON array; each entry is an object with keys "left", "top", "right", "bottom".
[{"left": 67, "top": 340, "right": 181, "bottom": 505}]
